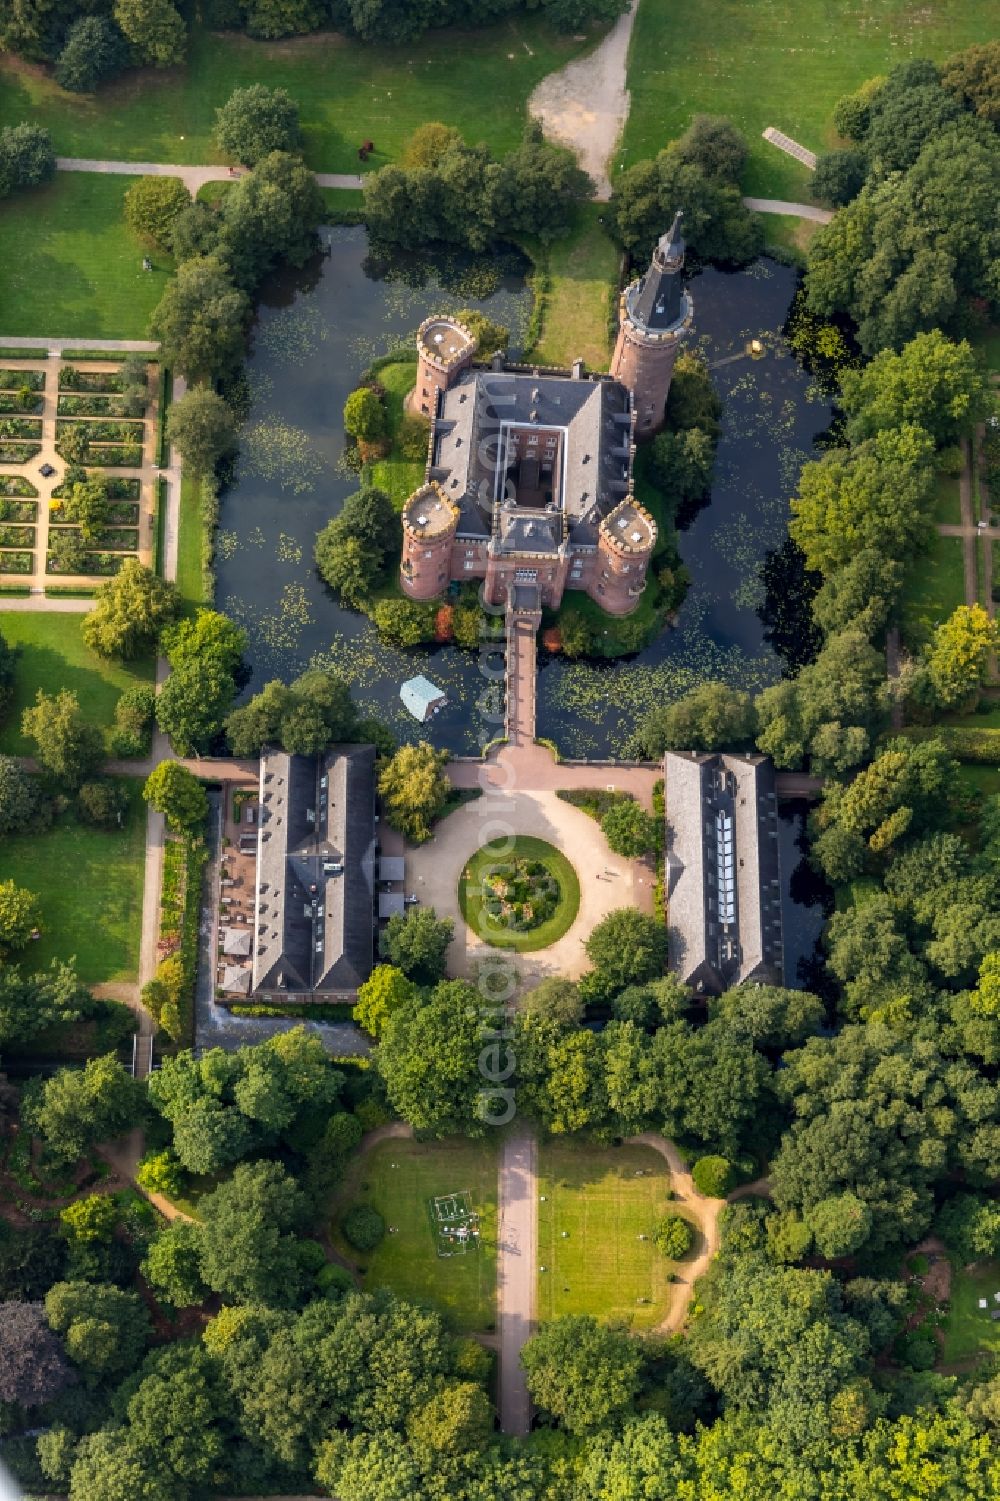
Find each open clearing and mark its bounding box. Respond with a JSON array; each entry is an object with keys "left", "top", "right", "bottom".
[
  {"left": 0, "top": 174, "right": 172, "bottom": 339},
  {"left": 940, "top": 1258, "right": 1000, "bottom": 1368},
  {"left": 0, "top": 778, "right": 146, "bottom": 983},
  {"left": 0, "top": 612, "right": 154, "bottom": 757},
  {"left": 330, "top": 1136, "right": 498, "bottom": 1333},
  {"left": 0, "top": 17, "right": 604, "bottom": 173},
  {"left": 523, "top": 204, "right": 619, "bottom": 371},
  {"left": 899, "top": 532, "right": 967, "bottom": 651},
  {"left": 536, "top": 1138, "right": 686, "bottom": 1330},
  {"left": 622, "top": 0, "right": 999, "bottom": 200}
]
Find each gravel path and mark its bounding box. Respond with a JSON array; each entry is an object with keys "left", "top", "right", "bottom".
[
  {"left": 497, "top": 1125, "right": 537, "bottom": 1436},
  {"left": 56, "top": 156, "right": 364, "bottom": 195},
  {"left": 742, "top": 196, "right": 833, "bottom": 224},
  {"left": 528, "top": 0, "right": 639, "bottom": 199}
]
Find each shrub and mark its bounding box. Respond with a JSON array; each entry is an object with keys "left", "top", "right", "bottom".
[
  {"left": 341, "top": 1203, "right": 385, "bottom": 1252},
  {"left": 653, "top": 1212, "right": 694, "bottom": 1259},
  {"left": 691, "top": 1156, "right": 734, "bottom": 1197}
]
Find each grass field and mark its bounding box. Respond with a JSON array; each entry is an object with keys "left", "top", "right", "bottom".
[
  {"left": 330, "top": 1137, "right": 497, "bottom": 1332},
  {"left": 899, "top": 532, "right": 966, "bottom": 650},
  {"left": 622, "top": 0, "right": 998, "bottom": 200},
  {"left": 523, "top": 205, "right": 619, "bottom": 371},
  {"left": 0, "top": 612, "right": 155, "bottom": 756},
  {"left": 0, "top": 17, "right": 603, "bottom": 173},
  {"left": 939, "top": 1259, "right": 1000, "bottom": 1368},
  {"left": 176, "top": 473, "right": 207, "bottom": 611},
  {"left": 537, "top": 1139, "right": 682, "bottom": 1330},
  {"left": 761, "top": 213, "right": 821, "bottom": 266},
  {"left": 365, "top": 359, "right": 425, "bottom": 509},
  {"left": 459, "top": 835, "right": 581, "bottom": 952},
  {"left": 932, "top": 470, "right": 962, "bottom": 527},
  {"left": 0, "top": 778, "right": 146, "bottom": 983},
  {"left": 0, "top": 174, "right": 172, "bottom": 339}
]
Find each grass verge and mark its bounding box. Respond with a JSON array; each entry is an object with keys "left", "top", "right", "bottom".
[
  {"left": 899, "top": 532, "right": 967, "bottom": 650},
  {"left": 521, "top": 204, "right": 619, "bottom": 371}
]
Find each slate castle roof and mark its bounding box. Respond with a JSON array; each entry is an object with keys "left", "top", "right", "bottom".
[
  {"left": 429, "top": 366, "right": 634, "bottom": 549},
  {"left": 663, "top": 751, "right": 784, "bottom": 995},
  {"left": 252, "top": 745, "right": 376, "bottom": 996},
  {"left": 627, "top": 211, "right": 686, "bottom": 332}
]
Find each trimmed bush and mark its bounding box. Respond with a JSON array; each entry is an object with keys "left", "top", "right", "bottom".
[
  {"left": 653, "top": 1212, "right": 694, "bottom": 1259},
  {"left": 692, "top": 1156, "right": 734, "bottom": 1197},
  {"left": 341, "top": 1203, "right": 385, "bottom": 1252}
]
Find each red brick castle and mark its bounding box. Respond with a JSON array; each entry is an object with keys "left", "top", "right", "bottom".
[{"left": 400, "top": 216, "right": 692, "bottom": 617}]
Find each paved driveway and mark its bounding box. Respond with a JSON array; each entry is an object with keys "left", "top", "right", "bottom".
[{"left": 407, "top": 789, "right": 653, "bottom": 987}]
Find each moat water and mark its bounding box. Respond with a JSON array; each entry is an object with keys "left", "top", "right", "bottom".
[{"left": 217, "top": 227, "right": 832, "bottom": 760}]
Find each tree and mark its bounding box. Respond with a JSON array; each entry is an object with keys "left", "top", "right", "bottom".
[
  {"left": 494, "top": 123, "right": 591, "bottom": 241},
  {"left": 123, "top": 175, "right": 191, "bottom": 249},
  {"left": 314, "top": 529, "right": 383, "bottom": 610},
  {"left": 82, "top": 560, "right": 178, "bottom": 660},
  {"left": 811, "top": 149, "right": 868, "bottom": 207},
  {"left": 22, "top": 688, "right": 104, "bottom": 788},
  {"left": 840, "top": 331, "right": 993, "bottom": 448},
  {"left": 378, "top": 741, "right": 450, "bottom": 842},
  {"left": 0, "top": 755, "right": 45, "bottom": 834},
  {"left": 149, "top": 256, "right": 250, "bottom": 383},
  {"left": 807, "top": 1193, "right": 873, "bottom": 1258},
  {"left": 77, "top": 779, "right": 129, "bottom": 828},
  {"left": 219, "top": 150, "right": 324, "bottom": 290},
  {"left": 45, "top": 1280, "right": 150, "bottom": 1379},
  {"left": 601, "top": 798, "right": 657, "bottom": 857},
  {"left": 936, "top": 1192, "right": 1000, "bottom": 1263},
  {"left": 343, "top": 385, "right": 387, "bottom": 444},
  {"left": 0, "top": 622, "right": 16, "bottom": 717},
  {"left": 401, "top": 121, "right": 463, "bottom": 169},
  {"left": 521, "top": 976, "right": 584, "bottom": 1025},
  {"left": 373, "top": 597, "right": 437, "bottom": 647},
  {"left": 924, "top": 604, "right": 999, "bottom": 709},
  {"left": 648, "top": 426, "right": 716, "bottom": 518},
  {"left": 143, "top": 760, "right": 208, "bottom": 833},
  {"left": 406, "top": 1381, "right": 493, "bottom": 1457},
  {"left": 584, "top": 908, "right": 668, "bottom": 995},
  {"left": 0, "top": 122, "right": 56, "bottom": 199},
  {"left": 24, "top": 1054, "right": 142, "bottom": 1166},
  {"left": 691, "top": 1156, "right": 734, "bottom": 1196},
  {"left": 0, "top": 879, "right": 41, "bottom": 957},
  {"left": 0, "top": 959, "right": 89, "bottom": 1049},
  {"left": 341, "top": 1203, "right": 385, "bottom": 1251},
  {"left": 225, "top": 667, "right": 356, "bottom": 757},
  {"left": 197, "top": 1159, "right": 309, "bottom": 1306},
  {"left": 709, "top": 983, "right": 825, "bottom": 1049},
  {"left": 521, "top": 1315, "right": 643, "bottom": 1434},
  {"left": 675, "top": 114, "right": 749, "bottom": 179},
  {"left": 0, "top": 1301, "right": 73, "bottom": 1406},
  {"left": 379, "top": 907, "right": 454, "bottom": 984},
  {"left": 354, "top": 963, "right": 417, "bottom": 1037},
  {"left": 165, "top": 386, "right": 236, "bottom": 476},
  {"left": 54, "top": 15, "right": 127, "bottom": 92},
  {"left": 941, "top": 40, "right": 1000, "bottom": 124},
  {"left": 610, "top": 140, "right": 761, "bottom": 263},
  {"left": 141, "top": 1222, "right": 207, "bottom": 1308},
  {"left": 377, "top": 979, "right": 485, "bottom": 1135},
  {"left": 113, "top": 0, "right": 185, "bottom": 65},
  {"left": 135, "top": 1148, "right": 184, "bottom": 1198},
  {"left": 653, "top": 1213, "right": 694, "bottom": 1258},
  {"left": 125, "top": 1343, "right": 226, "bottom": 1489},
  {"left": 69, "top": 1428, "right": 174, "bottom": 1501},
  {"left": 214, "top": 84, "right": 302, "bottom": 167}
]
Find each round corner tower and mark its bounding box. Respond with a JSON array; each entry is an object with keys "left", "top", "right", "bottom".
[
  {"left": 610, "top": 211, "right": 694, "bottom": 439},
  {"left": 593, "top": 499, "right": 657, "bottom": 616},
  {"left": 400, "top": 481, "right": 460, "bottom": 601},
  {"left": 410, "top": 315, "right": 478, "bottom": 416}
]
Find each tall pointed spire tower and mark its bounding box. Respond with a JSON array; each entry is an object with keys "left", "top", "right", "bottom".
[{"left": 610, "top": 211, "right": 694, "bottom": 437}]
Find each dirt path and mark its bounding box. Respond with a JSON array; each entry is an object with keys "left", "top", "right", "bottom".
[
  {"left": 56, "top": 156, "right": 364, "bottom": 196},
  {"left": 497, "top": 1124, "right": 537, "bottom": 1436},
  {"left": 626, "top": 1132, "right": 725, "bottom": 1334},
  {"left": 742, "top": 197, "right": 832, "bottom": 224},
  {"left": 528, "top": 0, "right": 639, "bottom": 199}
]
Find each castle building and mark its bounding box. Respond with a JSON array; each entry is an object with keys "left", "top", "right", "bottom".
[{"left": 400, "top": 219, "right": 691, "bottom": 617}]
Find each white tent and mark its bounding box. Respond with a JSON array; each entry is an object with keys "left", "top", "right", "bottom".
[{"left": 400, "top": 675, "right": 447, "bottom": 723}]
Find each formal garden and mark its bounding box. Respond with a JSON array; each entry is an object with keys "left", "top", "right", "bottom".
[
  {"left": 329, "top": 1136, "right": 498, "bottom": 1334},
  {"left": 459, "top": 836, "right": 581, "bottom": 952},
  {"left": 536, "top": 1139, "right": 688, "bottom": 1331},
  {"left": 0, "top": 355, "right": 159, "bottom": 590}
]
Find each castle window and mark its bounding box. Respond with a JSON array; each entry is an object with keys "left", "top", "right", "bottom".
[
  {"left": 424, "top": 551, "right": 433, "bottom": 559},
  {"left": 464, "top": 561, "right": 475, "bottom": 571},
  {"left": 622, "top": 564, "right": 631, "bottom": 574}
]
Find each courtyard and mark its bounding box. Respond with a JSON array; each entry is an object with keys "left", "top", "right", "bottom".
[{"left": 406, "top": 785, "right": 655, "bottom": 986}]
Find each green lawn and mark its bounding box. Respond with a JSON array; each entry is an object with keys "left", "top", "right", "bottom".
[
  {"left": 0, "top": 17, "right": 604, "bottom": 172},
  {"left": 0, "top": 174, "right": 173, "bottom": 339},
  {"left": 537, "top": 1139, "right": 682, "bottom": 1331},
  {"left": 0, "top": 778, "right": 146, "bottom": 983},
  {"left": 330, "top": 1137, "right": 497, "bottom": 1333},
  {"left": 622, "top": 0, "right": 998, "bottom": 199},
  {"left": 523, "top": 204, "right": 619, "bottom": 372},
  {"left": 459, "top": 835, "right": 581, "bottom": 952},
  {"left": 366, "top": 358, "right": 425, "bottom": 509},
  {"left": 932, "top": 470, "right": 962, "bottom": 527},
  {"left": 761, "top": 213, "right": 821, "bottom": 266},
  {"left": 176, "top": 472, "right": 207, "bottom": 611},
  {"left": 939, "top": 1259, "right": 1000, "bottom": 1368},
  {"left": 954, "top": 764, "right": 1000, "bottom": 801},
  {"left": 0, "top": 611, "right": 154, "bottom": 756},
  {"left": 899, "top": 532, "right": 967, "bottom": 650}
]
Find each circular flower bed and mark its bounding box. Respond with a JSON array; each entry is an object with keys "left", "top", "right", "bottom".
[{"left": 459, "top": 836, "right": 581, "bottom": 952}]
